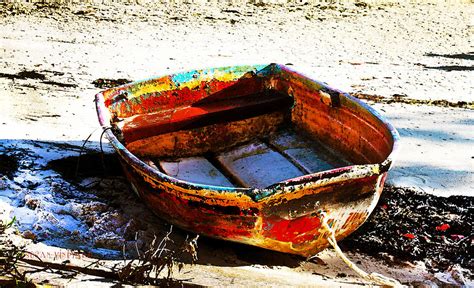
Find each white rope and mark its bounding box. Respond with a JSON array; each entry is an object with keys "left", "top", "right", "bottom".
[{"left": 319, "top": 212, "right": 403, "bottom": 287}]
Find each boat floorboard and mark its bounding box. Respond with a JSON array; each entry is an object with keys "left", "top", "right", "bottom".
[
  {"left": 159, "top": 157, "right": 235, "bottom": 187},
  {"left": 216, "top": 141, "right": 305, "bottom": 188},
  {"left": 267, "top": 129, "right": 349, "bottom": 174},
  {"left": 149, "top": 129, "right": 350, "bottom": 188}
]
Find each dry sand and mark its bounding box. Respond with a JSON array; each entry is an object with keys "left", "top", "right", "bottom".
[{"left": 0, "top": 1, "right": 473, "bottom": 286}]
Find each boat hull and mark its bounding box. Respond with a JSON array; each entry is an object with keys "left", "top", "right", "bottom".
[
  {"left": 95, "top": 64, "right": 399, "bottom": 256},
  {"left": 123, "top": 159, "right": 385, "bottom": 256}
]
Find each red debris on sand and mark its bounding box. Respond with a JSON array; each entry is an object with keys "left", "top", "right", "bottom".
[
  {"left": 402, "top": 233, "right": 416, "bottom": 239},
  {"left": 450, "top": 234, "right": 464, "bottom": 241},
  {"left": 436, "top": 224, "right": 450, "bottom": 232}
]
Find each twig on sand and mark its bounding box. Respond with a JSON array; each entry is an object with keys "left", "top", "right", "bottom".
[
  {"left": 33, "top": 140, "right": 97, "bottom": 153},
  {"left": 20, "top": 258, "right": 114, "bottom": 279},
  {"left": 117, "top": 225, "right": 199, "bottom": 285}
]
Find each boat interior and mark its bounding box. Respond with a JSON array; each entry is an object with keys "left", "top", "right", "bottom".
[
  {"left": 143, "top": 127, "right": 349, "bottom": 188},
  {"left": 105, "top": 65, "right": 394, "bottom": 188}
]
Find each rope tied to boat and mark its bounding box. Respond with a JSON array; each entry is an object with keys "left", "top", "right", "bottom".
[{"left": 319, "top": 212, "right": 403, "bottom": 288}]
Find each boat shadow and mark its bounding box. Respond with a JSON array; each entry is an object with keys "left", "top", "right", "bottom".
[{"left": 193, "top": 235, "right": 302, "bottom": 267}]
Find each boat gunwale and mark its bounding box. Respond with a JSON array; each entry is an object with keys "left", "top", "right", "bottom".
[
  {"left": 95, "top": 64, "right": 400, "bottom": 202},
  {"left": 277, "top": 64, "right": 400, "bottom": 173}
]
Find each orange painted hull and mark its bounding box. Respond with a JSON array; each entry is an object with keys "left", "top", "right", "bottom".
[{"left": 95, "top": 64, "right": 399, "bottom": 257}]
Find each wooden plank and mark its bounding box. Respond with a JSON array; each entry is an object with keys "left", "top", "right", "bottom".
[
  {"left": 216, "top": 142, "right": 304, "bottom": 188},
  {"left": 159, "top": 157, "right": 234, "bottom": 187},
  {"left": 268, "top": 130, "right": 349, "bottom": 173},
  {"left": 120, "top": 90, "right": 293, "bottom": 143},
  {"left": 126, "top": 111, "right": 288, "bottom": 159}
]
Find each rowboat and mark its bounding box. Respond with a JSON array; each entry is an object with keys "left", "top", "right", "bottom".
[{"left": 95, "top": 64, "right": 399, "bottom": 257}]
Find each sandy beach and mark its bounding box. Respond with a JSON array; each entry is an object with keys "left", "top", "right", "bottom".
[{"left": 0, "top": 1, "right": 473, "bottom": 286}]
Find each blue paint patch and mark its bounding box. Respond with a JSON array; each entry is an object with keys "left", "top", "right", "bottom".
[{"left": 171, "top": 70, "right": 200, "bottom": 85}]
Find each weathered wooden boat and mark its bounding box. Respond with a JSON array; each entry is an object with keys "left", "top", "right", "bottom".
[{"left": 95, "top": 64, "right": 399, "bottom": 257}]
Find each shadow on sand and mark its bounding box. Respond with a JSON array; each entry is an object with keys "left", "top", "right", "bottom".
[{"left": 0, "top": 139, "right": 302, "bottom": 268}]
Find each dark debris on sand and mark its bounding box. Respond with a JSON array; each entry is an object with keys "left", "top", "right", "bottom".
[
  {"left": 342, "top": 186, "right": 473, "bottom": 272},
  {"left": 0, "top": 154, "right": 19, "bottom": 180},
  {"left": 0, "top": 147, "right": 34, "bottom": 180},
  {"left": 92, "top": 78, "right": 132, "bottom": 89},
  {"left": 47, "top": 152, "right": 123, "bottom": 181}
]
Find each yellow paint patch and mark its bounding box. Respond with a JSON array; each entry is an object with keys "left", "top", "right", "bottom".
[{"left": 128, "top": 77, "right": 177, "bottom": 99}]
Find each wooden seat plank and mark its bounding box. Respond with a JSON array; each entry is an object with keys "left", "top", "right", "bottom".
[{"left": 119, "top": 90, "right": 293, "bottom": 143}]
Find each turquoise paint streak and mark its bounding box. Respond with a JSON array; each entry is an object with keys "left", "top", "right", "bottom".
[
  {"left": 170, "top": 64, "right": 269, "bottom": 86},
  {"left": 171, "top": 70, "right": 199, "bottom": 85}
]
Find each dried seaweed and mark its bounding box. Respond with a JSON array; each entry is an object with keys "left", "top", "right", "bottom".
[
  {"left": 351, "top": 93, "right": 474, "bottom": 109},
  {"left": 342, "top": 186, "right": 473, "bottom": 272}
]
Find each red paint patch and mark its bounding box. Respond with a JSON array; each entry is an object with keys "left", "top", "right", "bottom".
[
  {"left": 263, "top": 215, "right": 321, "bottom": 244},
  {"left": 109, "top": 79, "right": 237, "bottom": 118}
]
